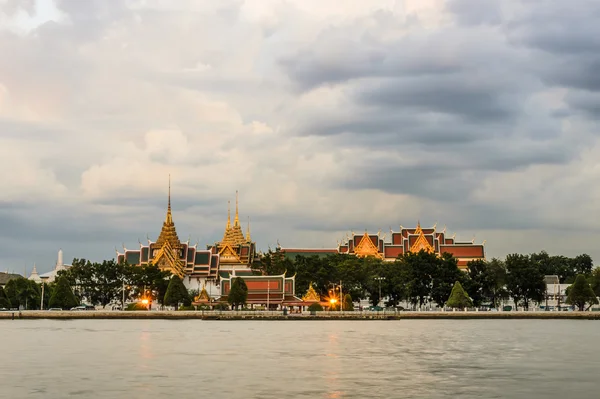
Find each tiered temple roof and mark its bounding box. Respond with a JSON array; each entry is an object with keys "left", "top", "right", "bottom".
[
  {"left": 116, "top": 179, "right": 219, "bottom": 278},
  {"left": 208, "top": 191, "right": 258, "bottom": 269},
  {"left": 278, "top": 222, "right": 485, "bottom": 270}
]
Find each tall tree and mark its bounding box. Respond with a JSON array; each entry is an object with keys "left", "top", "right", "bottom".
[
  {"left": 567, "top": 274, "right": 598, "bottom": 311},
  {"left": 343, "top": 293, "right": 354, "bottom": 311},
  {"left": 588, "top": 268, "right": 600, "bottom": 297},
  {"left": 445, "top": 281, "right": 473, "bottom": 309},
  {"left": 163, "top": 275, "right": 191, "bottom": 308},
  {"left": 430, "top": 253, "right": 462, "bottom": 307},
  {"left": 506, "top": 254, "right": 545, "bottom": 310},
  {"left": 0, "top": 286, "right": 11, "bottom": 308},
  {"left": 49, "top": 276, "right": 79, "bottom": 309},
  {"left": 227, "top": 277, "right": 248, "bottom": 310}
]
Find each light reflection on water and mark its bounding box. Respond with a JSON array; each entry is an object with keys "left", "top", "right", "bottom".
[{"left": 1, "top": 320, "right": 598, "bottom": 399}]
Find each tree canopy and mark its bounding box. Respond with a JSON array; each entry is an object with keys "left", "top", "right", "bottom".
[
  {"left": 227, "top": 277, "right": 248, "bottom": 310},
  {"left": 163, "top": 275, "right": 191, "bottom": 308},
  {"left": 446, "top": 281, "right": 473, "bottom": 309},
  {"left": 567, "top": 274, "right": 598, "bottom": 311},
  {"left": 49, "top": 276, "right": 79, "bottom": 309}
]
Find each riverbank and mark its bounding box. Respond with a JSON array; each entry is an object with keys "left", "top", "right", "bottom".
[{"left": 1, "top": 310, "right": 599, "bottom": 320}]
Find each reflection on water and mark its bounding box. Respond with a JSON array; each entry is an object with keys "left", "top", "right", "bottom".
[{"left": 1, "top": 320, "right": 598, "bottom": 399}]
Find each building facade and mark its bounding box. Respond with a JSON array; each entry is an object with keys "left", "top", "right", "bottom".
[{"left": 278, "top": 222, "right": 485, "bottom": 269}]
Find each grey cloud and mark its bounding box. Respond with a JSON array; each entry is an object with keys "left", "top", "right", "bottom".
[{"left": 446, "top": 0, "right": 503, "bottom": 26}]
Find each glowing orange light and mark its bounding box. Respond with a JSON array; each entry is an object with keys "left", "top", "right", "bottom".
[
  {"left": 330, "top": 298, "right": 337, "bottom": 304},
  {"left": 141, "top": 299, "right": 149, "bottom": 305}
]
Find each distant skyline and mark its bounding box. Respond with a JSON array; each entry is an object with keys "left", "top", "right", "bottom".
[{"left": 2, "top": 0, "right": 600, "bottom": 273}]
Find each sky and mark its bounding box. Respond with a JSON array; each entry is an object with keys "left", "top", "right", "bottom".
[{"left": 1, "top": 0, "right": 599, "bottom": 274}]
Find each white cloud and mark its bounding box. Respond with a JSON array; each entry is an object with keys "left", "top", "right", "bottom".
[{"left": 2, "top": 0, "right": 600, "bottom": 271}]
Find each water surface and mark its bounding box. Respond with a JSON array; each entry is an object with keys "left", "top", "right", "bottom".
[{"left": 1, "top": 320, "right": 597, "bottom": 398}]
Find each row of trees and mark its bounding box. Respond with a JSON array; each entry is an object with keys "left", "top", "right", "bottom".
[
  {"left": 0, "top": 276, "right": 79, "bottom": 310},
  {"left": 3, "top": 249, "right": 598, "bottom": 311},
  {"left": 256, "top": 250, "right": 600, "bottom": 310}
]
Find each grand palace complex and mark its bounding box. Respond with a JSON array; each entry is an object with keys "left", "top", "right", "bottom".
[{"left": 116, "top": 182, "right": 485, "bottom": 308}]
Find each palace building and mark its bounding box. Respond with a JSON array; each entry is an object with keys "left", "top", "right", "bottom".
[
  {"left": 116, "top": 180, "right": 220, "bottom": 280},
  {"left": 278, "top": 222, "right": 485, "bottom": 269},
  {"left": 219, "top": 271, "right": 304, "bottom": 309}
]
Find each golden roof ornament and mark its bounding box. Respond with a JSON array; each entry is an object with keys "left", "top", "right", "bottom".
[{"left": 302, "top": 282, "right": 320, "bottom": 302}]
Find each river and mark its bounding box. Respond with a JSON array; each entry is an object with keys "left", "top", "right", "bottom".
[{"left": 1, "top": 320, "right": 597, "bottom": 398}]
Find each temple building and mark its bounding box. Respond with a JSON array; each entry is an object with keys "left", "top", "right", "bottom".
[
  {"left": 207, "top": 191, "right": 259, "bottom": 273},
  {"left": 219, "top": 271, "right": 303, "bottom": 309},
  {"left": 29, "top": 249, "right": 71, "bottom": 283},
  {"left": 278, "top": 222, "right": 485, "bottom": 269},
  {"left": 116, "top": 180, "right": 220, "bottom": 283}
]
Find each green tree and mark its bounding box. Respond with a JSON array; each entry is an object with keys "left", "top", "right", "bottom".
[
  {"left": 227, "top": 277, "right": 248, "bottom": 310},
  {"left": 445, "top": 281, "right": 473, "bottom": 309},
  {"left": 431, "top": 253, "right": 463, "bottom": 307},
  {"left": 49, "top": 276, "right": 79, "bottom": 309},
  {"left": 464, "top": 258, "right": 508, "bottom": 308},
  {"left": 4, "top": 278, "right": 40, "bottom": 309},
  {"left": 343, "top": 293, "right": 354, "bottom": 311},
  {"left": 163, "top": 275, "right": 191, "bottom": 308},
  {"left": 0, "top": 286, "right": 11, "bottom": 308},
  {"left": 567, "top": 274, "right": 599, "bottom": 311},
  {"left": 506, "top": 254, "right": 545, "bottom": 310},
  {"left": 307, "top": 302, "right": 323, "bottom": 312},
  {"left": 588, "top": 268, "right": 600, "bottom": 297}
]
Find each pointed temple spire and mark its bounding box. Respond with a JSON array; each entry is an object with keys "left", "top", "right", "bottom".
[
  {"left": 155, "top": 175, "right": 181, "bottom": 248},
  {"left": 234, "top": 190, "right": 240, "bottom": 227},
  {"left": 165, "top": 174, "right": 173, "bottom": 225},
  {"left": 246, "top": 216, "right": 251, "bottom": 242},
  {"left": 227, "top": 200, "right": 231, "bottom": 229}
]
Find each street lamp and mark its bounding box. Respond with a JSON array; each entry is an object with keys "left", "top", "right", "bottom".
[
  {"left": 375, "top": 277, "right": 386, "bottom": 308},
  {"left": 40, "top": 276, "right": 49, "bottom": 310}
]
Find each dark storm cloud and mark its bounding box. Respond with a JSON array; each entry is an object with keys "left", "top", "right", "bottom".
[{"left": 353, "top": 76, "right": 520, "bottom": 123}]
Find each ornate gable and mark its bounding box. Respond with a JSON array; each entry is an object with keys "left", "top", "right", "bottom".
[
  {"left": 409, "top": 230, "right": 435, "bottom": 253},
  {"left": 219, "top": 243, "right": 242, "bottom": 263},
  {"left": 354, "top": 232, "right": 383, "bottom": 258},
  {"left": 153, "top": 239, "right": 185, "bottom": 277},
  {"left": 302, "top": 282, "right": 320, "bottom": 302}
]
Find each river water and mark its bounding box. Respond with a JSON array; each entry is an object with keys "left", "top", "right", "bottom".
[{"left": 1, "top": 320, "right": 598, "bottom": 398}]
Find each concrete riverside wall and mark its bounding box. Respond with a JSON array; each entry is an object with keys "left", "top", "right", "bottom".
[{"left": 1, "top": 310, "right": 599, "bottom": 320}]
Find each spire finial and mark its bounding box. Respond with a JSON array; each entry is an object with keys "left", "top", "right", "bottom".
[
  {"left": 246, "top": 216, "right": 251, "bottom": 242},
  {"left": 165, "top": 175, "right": 173, "bottom": 224},
  {"left": 234, "top": 190, "right": 240, "bottom": 226},
  {"left": 226, "top": 200, "right": 231, "bottom": 229}
]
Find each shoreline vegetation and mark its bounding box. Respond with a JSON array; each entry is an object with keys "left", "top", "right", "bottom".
[{"left": 1, "top": 310, "right": 599, "bottom": 320}]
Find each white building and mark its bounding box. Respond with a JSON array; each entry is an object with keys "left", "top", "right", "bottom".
[{"left": 28, "top": 249, "right": 71, "bottom": 283}]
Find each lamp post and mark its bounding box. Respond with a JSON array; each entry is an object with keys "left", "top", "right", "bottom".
[
  {"left": 40, "top": 276, "right": 49, "bottom": 310},
  {"left": 375, "top": 277, "right": 386, "bottom": 308}
]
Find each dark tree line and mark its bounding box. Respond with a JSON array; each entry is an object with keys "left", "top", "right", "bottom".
[
  {"left": 58, "top": 259, "right": 172, "bottom": 308},
  {"left": 255, "top": 250, "right": 599, "bottom": 309}
]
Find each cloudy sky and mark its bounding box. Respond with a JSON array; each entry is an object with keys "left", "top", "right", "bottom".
[{"left": 1, "top": 0, "right": 599, "bottom": 273}]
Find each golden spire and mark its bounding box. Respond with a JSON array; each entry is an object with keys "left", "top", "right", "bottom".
[
  {"left": 246, "top": 216, "right": 251, "bottom": 242},
  {"left": 165, "top": 174, "right": 173, "bottom": 224},
  {"left": 234, "top": 190, "right": 240, "bottom": 227},
  {"left": 155, "top": 175, "right": 181, "bottom": 249},
  {"left": 226, "top": 201, "right": 231, "bottom": 229}
]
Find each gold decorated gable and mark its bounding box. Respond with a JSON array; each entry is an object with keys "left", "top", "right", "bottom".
[
  {"left": 219, "top": 243, "right": 242, "bottom": 263},
  {"left": 302, "top": 283, "right": 320, "bottom": 302},
  {"left": 194, "top": 286, "right": 211, "bottom": 303},
  {"left": 354, "top": 232, "right": 383, "bottom": 258},
  {"left": 409, "top": 227, "right": 435, "bottom": 253},
  {"left": 153, "top": 239, "right": 185, "bottom": 277}
]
